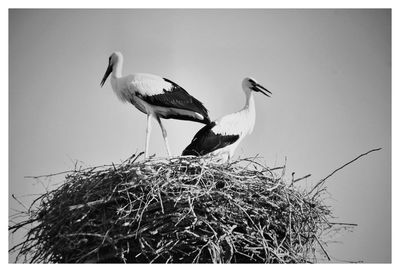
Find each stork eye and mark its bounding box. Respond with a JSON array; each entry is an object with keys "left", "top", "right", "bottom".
[{"left": 248, "top": 79, "right": 256, "bottom": 85}]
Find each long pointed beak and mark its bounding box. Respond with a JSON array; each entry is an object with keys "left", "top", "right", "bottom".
[
  {"left": 255, "top": 83, "right": 272, "bottom": 97},
  {"left": 100, "top": 64, "right": 112, "bottom": 87}
]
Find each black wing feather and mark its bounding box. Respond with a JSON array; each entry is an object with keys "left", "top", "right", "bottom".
[
  {"left": 140, "top": 78, "right": 211, "bottom": 124},
  {"left": 182, "top": 122, "right": 240, "bottom": 156}
]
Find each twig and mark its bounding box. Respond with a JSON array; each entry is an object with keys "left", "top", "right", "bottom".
[
  {"left": 329, "top": 222, "right": 358, "bottom": 226},
  {"left": 292, "top": 174, "right": 311, "bottom": 185},
  {"left": 11, "top": 194, "right": 29, "bottom": 211},
  {"left": 68, "top": 198, "right": 111, "bottom": 211},
  {"left": 310, "top": 148, "right": 382, "bottom": 195},
  {"left": 314, "top": 234, "right": 331, "bottom": 261}
]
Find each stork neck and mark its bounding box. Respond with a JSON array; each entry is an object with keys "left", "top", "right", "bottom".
[
  {"left": 242, "top": 90, "right": 256, "bottom": 135},
  {"left": 112, "top": 61, "right": 123, "bottom": 78},
  {"left": 244, "top": 91, "right": 255, "bottom": 111}
]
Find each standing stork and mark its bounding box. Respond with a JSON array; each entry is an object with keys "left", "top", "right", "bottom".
[
  {"left": 182, "top": 77, "right": 271, "bottom": 162},
  {"left": 100, "top": 52, "right": 211, "bottom": 158}
]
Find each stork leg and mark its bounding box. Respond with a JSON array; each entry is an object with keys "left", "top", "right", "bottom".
[
  {"left": 145, "top": 114, "right": 152, "bottom": 158},
  {"left": 156, "top": 117, "right": 172, "bottom": 157}
]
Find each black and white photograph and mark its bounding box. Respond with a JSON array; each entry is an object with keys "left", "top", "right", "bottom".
[{"left": 8, "top": 8, "right": 392, "bottom": 264}]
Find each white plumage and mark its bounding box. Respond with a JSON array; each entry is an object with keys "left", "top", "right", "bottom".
[
  {"left": 100, "top": 52, "right": 211, "bottom": 158},
  {"left": 182, "top": 77, "right": 271, "bottom": 162}
]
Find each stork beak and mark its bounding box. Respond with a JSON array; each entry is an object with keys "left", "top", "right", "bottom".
[
  {"left": 255, "top": 83, "right": 272, "bottom": 97},
  {"left": 100, "top": 63, "right": 112, "bottom": 87}
]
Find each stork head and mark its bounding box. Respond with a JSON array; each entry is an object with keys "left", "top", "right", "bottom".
[
  {"left": 242, "top": 77, "right": 271, "bottom": 97},
  {"left": 100, "top": 52, "right": 123, "bottom": 87}
]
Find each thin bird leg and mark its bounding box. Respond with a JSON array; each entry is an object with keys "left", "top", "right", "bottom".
[
  {"left": 157, "top": 116, "right": 172, "bottom": 157},
  {"left": 145, "top": 114, "right": 152, "bottom": 158}
]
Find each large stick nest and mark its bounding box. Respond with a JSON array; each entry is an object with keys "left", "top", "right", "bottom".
[{"left": 10, "top": 154, "right": 339, "bottom": 263}]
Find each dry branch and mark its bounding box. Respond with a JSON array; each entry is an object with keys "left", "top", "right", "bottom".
[{"left": 309, "top": 148, "right": 382, "bottom": 195}]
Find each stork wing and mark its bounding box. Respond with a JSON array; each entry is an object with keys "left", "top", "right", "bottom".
[
  {"left": 182, "top": 122, "right": 240, "bottom": 156},
  {"left": 130, "top": 74, "right": 210, "bottom": 124}
]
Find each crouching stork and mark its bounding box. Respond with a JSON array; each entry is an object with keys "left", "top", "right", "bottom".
[{"left": 182, "top": 77, "right": 271, "bottom": 162}]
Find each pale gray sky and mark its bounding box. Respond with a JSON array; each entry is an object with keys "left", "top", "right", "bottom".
[{"left": 9, "top": 9, "right": 391, "bottom": 263}]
